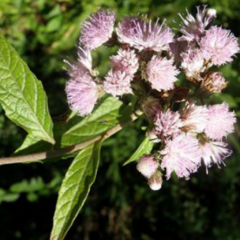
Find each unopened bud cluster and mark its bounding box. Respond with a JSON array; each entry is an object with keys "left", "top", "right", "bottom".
[{"left": 65, "top": 6, "right": 239, "bottom": 190}]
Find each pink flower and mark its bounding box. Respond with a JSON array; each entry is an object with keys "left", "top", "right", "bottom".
[
  {"left": 202, "top": 72, "right": 227, "bottom": 93},
  {"left": 80, "top": 10, "right": 116, "bottom": 50},
  {"left": 148, "top": 171, "right": 163, "bottom": 190},
  {"left": 205, "top": 103, "right": 236, "bottom": 140},
  {"left": 110, "top": 49, "right": 139, "bottom": 76},
  {"left": 200, "top": 26, "right": 240, "bottom": 66},
  {"left": 103, "top": 70, "right": 132, "bottom": 97},
  {"left": 179, "top": 6, "right": 216, "bottom": 42},
  {"left": 199, "top": 140, "right": 232, "bottom": 172},
  {"left": 180, "top": 102, "right": 208, "bottom": 133},
  {"left": 137, "top": 155, "right": 159, "bottom": 178},
  {"left": 116, "top": 17, "right": 174, "bottom": 51},
  {"left": 146, "top": 56, "right": 179, "bottom": 91},
  {"left": 181, "top": 49, "right": 206, "bottom": 78},
  {"left": 154, "top": 109, "right": 182, "bottom": 139},
  {"left": 66, "top": 64, "right": 98, "bottom": 116},
  {"left": 160, "top": 134, "right": 201, "bottom": 179}
]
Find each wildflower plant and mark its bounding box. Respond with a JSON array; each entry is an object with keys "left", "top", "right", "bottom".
[{"left": 0, "top": 6, "right": 239, "bottom": 240}]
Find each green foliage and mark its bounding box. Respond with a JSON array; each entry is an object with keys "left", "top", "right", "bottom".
[
  {"left": 50, "top": 141, "right": 102, "bottom": 240},
  {"left": 55, "top": 96, "right": 124, "bottom": 148},
  {"left": 0, "top": 34, "right": 54, "bottom": 144},
  {"left": 13, "top": 96, "right": 128, "bottom": 158},
  {"left": 123, "top": 136, "right": 154, "bottom": 166}
]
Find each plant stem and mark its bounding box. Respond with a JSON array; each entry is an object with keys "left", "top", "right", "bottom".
[{"left": 0, "top": 112, "right": 140, "bottom": 166}]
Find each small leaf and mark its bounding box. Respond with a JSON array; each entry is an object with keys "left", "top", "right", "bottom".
[
  {"left": 0, "top": 33, "right": 55, "bottom": 144},
  {"left": 123, "top": 136, "right": 154, "bottom": 166},
  {"left": 55, "top": 96, "right": 123, "bottom": 147},
  {"left": 46, "top": 16, "right": 62, "bottom": 33},
  {"left": 50, "top": 140, "right": 102, "bottom": 240}
]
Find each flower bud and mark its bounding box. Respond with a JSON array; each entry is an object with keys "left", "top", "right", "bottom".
[
  {"left": 136, "top": 155, "right": 159, "bottom": 178},
  {"left": 201, "top": 72, "right": 227, "bottom": 93},
  {"left": 206, "top": 9, "right": 217, "bottom": 19},
  {"left": 148, "top": 170, "right": 163, "bottom": 191}
]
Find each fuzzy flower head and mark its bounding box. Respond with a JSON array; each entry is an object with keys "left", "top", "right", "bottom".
[
  {"left": 161, "top": 134, "right": 201, "bottom": 179},
  {"left": 181, "top": 48, "right": 206, "bottom": 78},
  {"left": 66, "top": 64, "right": 98, "bottom": 116},
  {"left": 103, "top": 70, "right": 132, "bottom": 97},
  {"left": 205, "top": 103, "right": 236, "bottom": 140},
  {"left": 200, "top": 26, "right": 240, "bottom": 66},
  {"left": 202, "top": 72, "right": 227, "bottom": 93},
  {"left": 80, "top": 10, "right": 116, "bottom": 50},
  {"left": 116, "top": 16, "right": 174, "bottom": 52},
  {"left": 154, "top": 109, "right": 182, "bottom": 140},
  {"left": 110, "top": 49, "right": 139, "bottom": 76},
  {"left": 137, "top": 155, "right": 159, "bottom": 178},
  {"left": 179, "top": 6, "right": 216, "bottom": 42},
  {"left": 199, "top": 140, "right": 232, "bottom": 173},
  {"left": 180, "top": 102, "right": 208, "bottom": 133},
  {"left": 146, "top": 56, "right": 179, "bottom": 91}
]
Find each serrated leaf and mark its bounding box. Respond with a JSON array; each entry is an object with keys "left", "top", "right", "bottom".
[
  {"left": 55, "top": 96, "right": 124, "bottom": 147},
  {"left": 14, "top": 96, "right": 132, "bottom": 160},
  {"left": 50, "top": 141, "right": 102, "bottom": 240},
  {"left": 0, "top": 33, "right": 54, "bottom": 144},
  {"left": 123, "top": 136, "right": 154, "bottom": 166}
]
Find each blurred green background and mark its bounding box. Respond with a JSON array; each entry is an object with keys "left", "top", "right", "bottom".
[{"left": 0, "top": 0, "right": 240, "bottom": 239}]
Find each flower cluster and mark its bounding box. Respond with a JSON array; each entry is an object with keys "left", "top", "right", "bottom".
[{"left": 65, "top": 7, "right": 239, "bottom": 190}]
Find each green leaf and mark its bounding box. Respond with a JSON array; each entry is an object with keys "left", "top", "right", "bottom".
[
  {"left": 55, "top": 96, "right": 123, "bottom": 147},
  {"left": 46, "top": 16, "right": 63, "bottom": 33},
  {"left": 123, "top": 136, "right": 154, "bottom": 166},
  {"left": 0, "top": 33, "right": 55, "bottom": 144},
  {"left": 50, "top": 140, "right": 102, "bottom": 240},
  {"left": 14, "top": 96, "right": 132, "bottom": 160}
]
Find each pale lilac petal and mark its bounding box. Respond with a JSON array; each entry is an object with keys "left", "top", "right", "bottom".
[
  {"left": 154, "top": 109, "right": 182, "bottom": 139},
  {"left": 137, "top": 155, "right": 159, "bottom": 178},
  {"left": 205, "top": 103, "right": 236, "bottom": 140},
  {"left": 116, "top": 17, "right": 174, "bottom": 51},
  {"left": 161, "top": 134, "right": 201, "bottom": 179},
  {"left": 146, "top": 56, "right": 179, "bottom": 91},
  {"left": 110, "top": 49, "right": 139, "bottom": 76},
  {"left": 80, "top": 10, "right": 116, "bottom": 50},
  {"left": 200, "top": 26, "right": 240, "bottom": 65},
  {"left": 179, "top": 6, "right": 216, "bottom": 42},
  {"left": 200, "top": 140, "right": 232, "bottom": 172},
  {"left": 103, "top": 70, "right": 132, "bottom": 97},
  {"left": 180, "top": 102, "right": 208, "bottom": 133},
  {"left": 77, "top": 47, "right": 92, "bottom": 72}
]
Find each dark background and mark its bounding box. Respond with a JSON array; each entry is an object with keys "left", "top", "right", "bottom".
[{"left": 0, "top": 0, "right": 240, "bottom": 239}]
